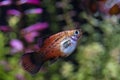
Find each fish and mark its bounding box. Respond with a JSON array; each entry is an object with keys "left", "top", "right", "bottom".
[{"left": 21, "top": 29, "right": 82, "bottom": 74}]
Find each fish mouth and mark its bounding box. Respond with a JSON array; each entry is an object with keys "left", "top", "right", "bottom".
[
  {"left": 71, "top": 34, "right": 82, "bottom": 41},
  {"left": 71, "top": 36, "right": 78, "bottom": 41}
]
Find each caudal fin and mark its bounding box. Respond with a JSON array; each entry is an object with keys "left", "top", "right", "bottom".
[{"left": 21, "top": 52, "right": 44, "bottom": 74}]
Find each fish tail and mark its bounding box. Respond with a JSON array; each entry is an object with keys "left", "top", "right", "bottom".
[{"left": 21, "top": 52, "right": 44, "bottom": 74}]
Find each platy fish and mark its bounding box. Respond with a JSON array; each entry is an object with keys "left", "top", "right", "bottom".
[{"left": 21, "top": 29, "right": 82, "bottom": 74}]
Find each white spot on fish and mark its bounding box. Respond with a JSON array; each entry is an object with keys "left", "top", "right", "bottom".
[{"left": 60, "top": 38, "right": 77, "bottom": 56}]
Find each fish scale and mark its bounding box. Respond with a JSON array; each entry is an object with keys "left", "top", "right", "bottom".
[
  {"left": 21, "top": 29, "right": 82, "bottom": 74},
  {"left": 40, "top": 32, "right": 67, "bottom": 59},
  {"left": 39, "top": 31, "right": 72, "bottom": 60}
]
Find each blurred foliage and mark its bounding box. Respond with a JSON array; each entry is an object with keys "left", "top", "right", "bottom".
[{"left": 0, "top": 0, "right": 120, "bottom": 80}]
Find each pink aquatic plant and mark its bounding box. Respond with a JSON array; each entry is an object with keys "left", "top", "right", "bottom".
[
  {"left": 24, "top": 8, "right": 43, "bottom": 15},
  {"left": 0, "top": 0, "right": 12, "bottom": 6},
  {"left": 22, "top": 22, "right": 48, "bottom": 34},
  {"left": 23, "top": 31, "right": 39, "bottom": 43},
  {"left": 17, "top": 0, "right": 40, "bottom": 5},
  {"left": 10, "top": 39, "right": 24, "bottom": 53},
  {"left": 0, "top": 26, "right": 12, "bottom": 32},
  {"left": 7, "top": 9, "right": 21, "bottom": 17},
  {"left": 21, "top": 22, "right": 48, "bottom": 43}
]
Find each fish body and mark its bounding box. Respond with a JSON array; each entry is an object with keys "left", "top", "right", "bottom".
[{"left": 21, "top": 29, "right": 82, "bottom": 74}]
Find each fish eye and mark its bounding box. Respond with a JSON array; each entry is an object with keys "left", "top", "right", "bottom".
[{"left": 74, "top": 30, "right": 80, "bottom": 35}]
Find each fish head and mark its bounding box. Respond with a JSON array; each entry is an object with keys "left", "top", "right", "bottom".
[
  {"left": 68, "top": 29, "right": 82, "bottom": 41},
  {"left": 60, "top": 29, "right": 82, "bottom": 56}
]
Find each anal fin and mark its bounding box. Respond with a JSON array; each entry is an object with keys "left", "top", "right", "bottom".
[{"left": 49, "top": 58, "right": 58, "bottom": 65}]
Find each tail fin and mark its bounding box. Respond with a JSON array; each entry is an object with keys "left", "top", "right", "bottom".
[{"left": 21, "top": 52, "right": 44, "bottom": 74}]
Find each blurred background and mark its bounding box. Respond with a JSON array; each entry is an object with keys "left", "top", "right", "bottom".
[{"left": 0, "top": 0, "right": 120, "bottom": 80}]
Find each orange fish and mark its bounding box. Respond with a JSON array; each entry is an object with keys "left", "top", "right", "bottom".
[{"left": 21, "top": 29, "right": 82, "bottom": 74}]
